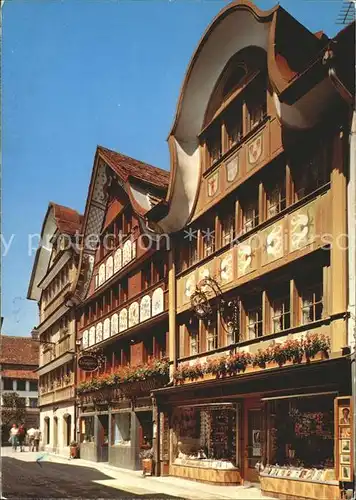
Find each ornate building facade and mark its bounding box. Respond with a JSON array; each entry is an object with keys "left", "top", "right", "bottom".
[
  {"left": 27, "top": 1, "right": 355, "bottom": 496},
  {"left": 147, "top": 2, "right": 355, "bottom": 499},
  {"left": 72, "top": 146, "right": 170, "bottom": 468},
  {"left": 28, "top": 203, "right": 83, "bottom": 457}
]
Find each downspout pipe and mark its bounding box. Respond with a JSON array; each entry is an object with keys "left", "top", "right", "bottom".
[{"left": 348, "top": 110, "right": 356, "bottom": 500}]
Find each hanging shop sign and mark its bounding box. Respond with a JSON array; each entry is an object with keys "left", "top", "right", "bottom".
[
  {"left": 78, "top": 355, "right": 99, "bottom": 372},
  {"left": 335, "top": 396, "right": 353, "bottom": 483}
]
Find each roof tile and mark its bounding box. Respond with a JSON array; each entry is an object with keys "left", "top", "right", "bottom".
[
  {"left": 0, "top": 336, "right": 39, "bottom": 366},
  {"left": 97, "top": 146, "right": 170, "bottom": 190},
  {"left": 51, "top": 203, "right": 83, "bottom": 235}
]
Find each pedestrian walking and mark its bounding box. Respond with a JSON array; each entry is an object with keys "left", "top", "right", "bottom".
[
  {"left": 9, "top": 424, "right": 19, "bottom": 451},
  {"left": 33, "top": 427, "right": 41, "bottom": 452},
  {"left": 17, "top": 424, "right": 26, "bottom": 452},
  {"left": 27, "top": 427, "right": 36, "bottom": 452}
]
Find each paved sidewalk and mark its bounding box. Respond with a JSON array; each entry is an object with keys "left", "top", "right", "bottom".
[{"left": 45, "top": 452, "right": 273, "bottom": 499}]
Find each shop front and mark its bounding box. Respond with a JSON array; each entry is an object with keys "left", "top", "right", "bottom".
[
  {"left": 170, "top": 403, "right": 241, "bottom": 484},
  {"left": 109, "top": 398, "right": 153, "bottom": 470},
  {"left": 154, "top": 356, "right": 352, "bottom": 498},
  {"left": 79, "top": 411, "right": 109, "bottom": 463},
  {"left": 78, "top": 394, "right": 154, "bottom": 470}
]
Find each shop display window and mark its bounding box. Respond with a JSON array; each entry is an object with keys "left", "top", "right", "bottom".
[
  {"left": 172, "top": 405, "right": 237, "bottom": 469},
  {"left": 80, "top": 416, "right": 95, "bottom": 443},
  {"left": 112, "top": 413, "right": 131, "bottom": 446},
  {"left": 267, "top": 394, "right": 334, "bottom": 470}
]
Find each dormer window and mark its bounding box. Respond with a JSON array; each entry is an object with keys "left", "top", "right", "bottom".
[
  {"left": 206, "top": 123, "right": 222, "bottom": 167},
  {"left": 245, "top": 72, "right": 267, "bottom": 133},
  {"left": 225, "top": 100, "right": 243, "bottom": 151}
]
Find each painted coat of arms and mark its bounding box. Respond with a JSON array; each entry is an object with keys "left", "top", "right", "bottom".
[
  {"left": 248, "top": 134, "right": 263, "bottom": 165},
  {"left": 225, "top": 155, "right": 239, "bottom": 182},
  {"left": 207, "top": 172, "right": 219, "bottom": 197}
]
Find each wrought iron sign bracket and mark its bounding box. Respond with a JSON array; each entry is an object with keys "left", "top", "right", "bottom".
[{"left": 190, "top": 276, "right": 240, "bottom": 343}]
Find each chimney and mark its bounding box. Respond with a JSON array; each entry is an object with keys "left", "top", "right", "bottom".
[{"left": 31, "top": 328, "right": 39, "bottom": 341}]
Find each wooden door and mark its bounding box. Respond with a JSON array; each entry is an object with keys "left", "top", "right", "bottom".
[{"left": 243, "top": 399, "right": 262, "bottom": 483}]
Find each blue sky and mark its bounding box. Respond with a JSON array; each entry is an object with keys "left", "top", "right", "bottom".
[{"left": 2, "top": 0, "right": 343, "bottom": 337}]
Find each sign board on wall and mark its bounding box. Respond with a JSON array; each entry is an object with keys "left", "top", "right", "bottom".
[{"left": 78, "top": 355, "right": 99, "bottom": 372}]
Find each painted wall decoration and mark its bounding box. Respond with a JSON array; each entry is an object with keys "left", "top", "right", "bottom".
[
  {"left": 82, "top": 330, "right": 89, "bottom": 349},
  {"left": 152, "top": 287, "right": 164, "bottom": 316},
  {"left": 237, "top": 241, "right": 253, "bottom": 277},
  {"left": 290, "top": 203, "right": 315, "bottom": 252},
  {"left": 88, "top": 326, "right": 96, "bottom": 346},
  {"left": 247, "top": 134, "right": 263, "bottom": 166},
  {"left": 225, "top": 154, "right": 239, "bottom": 182},
  {"left": 77, "top": 162, "right": 109, "bottom": 300},
  {"left": 199, "top": 268, "right": 211, "bottom": 293},
  {"left": 123, "top": 240, "right": 132, "bottom": 266},
  {"left": 184, "top": 274, "right": 196, "bottom": 299},
  {"left": 106, "top": 256, "right": 113, "bottom": 281},
  {"left": 111, "top": 313, "right": 119, "bottom": 336},
  {"left": 92, "top": 163, "right": 108, "bottom": 204},
  {"left": 128, "top": 301, "right": 139, "bottom": 328},
  {"left": 98, "top": 263, "right": 106, "bottom": 286},
  {"left": 263, "top": 223, "right": 284, "bottom": 265},
  {"left": 220, "top": 252, "right": 233, "bottom": 283},
  {"left": 114, "top": 248, "right": 122, "bottom": 273},
  {"left": 96, "top": 240, "right": 138, "bottom": 290},
  {"left": 96, "top": 322, "right": 103, "bottom": 343},
  {"left": 103, "top": 318, "right": 111, "bottom": 340},
  {"left": 140, "top": 295, "right": 151, "bottom": 322},
  {"left": 207, "top": 172, "right": 219, "bottom": 198},
  {"left": 119, "top": 308, "right": 128, "bottom": 332},
  {"left": 80, "top": 286, "right": 166, "bottom": 347}
]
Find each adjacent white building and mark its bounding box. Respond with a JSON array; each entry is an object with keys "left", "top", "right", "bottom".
[{"left": 27, "top": 202, "right": 82, "bottom": 457}]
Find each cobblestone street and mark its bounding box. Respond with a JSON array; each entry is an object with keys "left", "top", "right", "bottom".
[{"left": 1, "top": 448, "right": 272, "bottom": 500}]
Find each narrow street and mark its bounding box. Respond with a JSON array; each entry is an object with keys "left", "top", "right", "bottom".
[
  {"left": 1, "top": 448, "right": 179, "bottom": 499},
  {"left": 1, "top": 448, "right": 272, "bottom": 500}
]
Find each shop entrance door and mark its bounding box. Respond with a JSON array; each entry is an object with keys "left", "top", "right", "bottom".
[
  {"left": 97, "top": 415, "right": 109, "bottom": 462},
  {"left": 243, "top": 400, "right": 262, "bottom": 483},
  {"left": 53, "top": 416, "right": 58, "bottom": 454}
]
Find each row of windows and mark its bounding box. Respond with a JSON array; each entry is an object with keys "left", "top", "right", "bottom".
[
  {"left": 203, "top": 71, "right": 267, "bottom": 169},
  {"left": 42, "top": 263, "right": 70, "bottom": 305},
  {"left": 177, "top": 144, "right": 330, "bottom": 272},
  {"left": 2, "top": 379, "right": 38, "bottom": 392},
  {"left": 41, "top": 315, "right": 70, "bottom": 347},
  {"left": 81, "top": 255, "right": 167, "bottom": 328},
  {"left": 99, "top": 209, "right": 135, "bottom": 261},
  {"left": 40, "top": 363, "right": 73, "bottom": 393},
  {"left": 179, "top": 267, "right": 324, "bottom": 358}
]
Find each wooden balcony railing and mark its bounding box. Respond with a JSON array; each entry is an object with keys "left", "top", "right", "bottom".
[{"left": 39, "top": 385, "right": 75, "bottom": 407}]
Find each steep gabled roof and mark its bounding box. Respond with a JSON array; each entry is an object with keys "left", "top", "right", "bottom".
[
  {"left": 51, "top": 203, "right": 83, "bottom": 236},
  {"left": 27, "top": 202, "right": 83, "bottom": 301},
  {"left": 71, "top": 147, "right": 169, "bottom": 302},
  {"left": 0, "top": 335, "right": 39, "bottom": 367},
  {"left": 97, "top": 146, "right": 169, "bottom": 191}
]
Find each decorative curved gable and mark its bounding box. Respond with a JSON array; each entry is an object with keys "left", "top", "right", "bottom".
[{"left": 155, "top": 0, "right": 344, "bottom": 235}]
